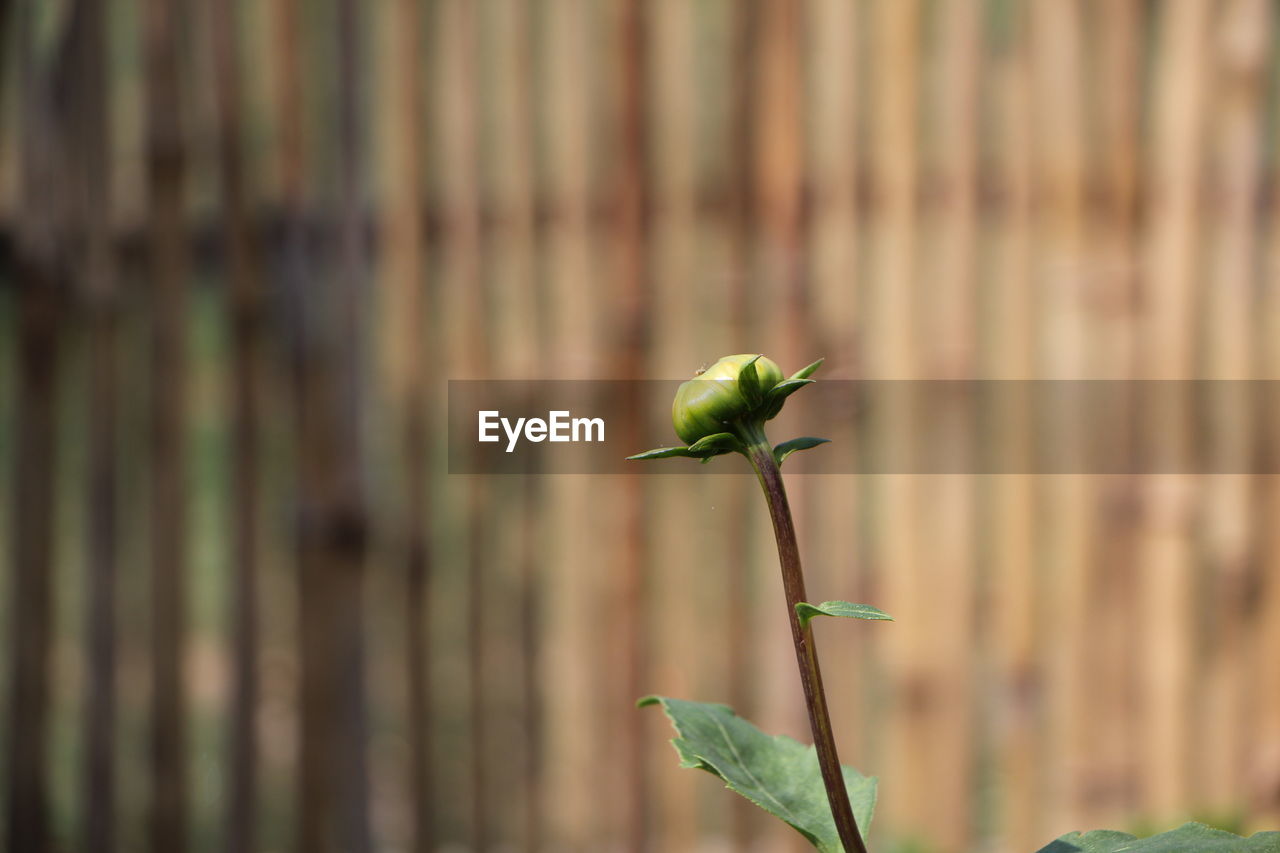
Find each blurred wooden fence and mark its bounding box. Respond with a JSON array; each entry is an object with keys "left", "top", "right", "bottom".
[{"left": 3, "top": 1, "right": 1280, "bottom": 852}]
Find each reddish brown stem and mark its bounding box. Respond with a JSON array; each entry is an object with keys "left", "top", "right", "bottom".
[{"left": 746, "top": 439, "right": 868, "bottom": 853}]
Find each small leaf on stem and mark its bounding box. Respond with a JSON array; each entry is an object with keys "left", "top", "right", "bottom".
[
  {"left": 795, "top": 601, "right": 894, "bottom": 630},
  {"left": 627, "top": 446, "right": 699, "bottom": 461},
  {"left": 773, "top": 436, "right": 830, "bottom": 467}
]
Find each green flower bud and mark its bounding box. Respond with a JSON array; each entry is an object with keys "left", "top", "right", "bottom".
[{"left": 672, "top": 354, "right": 784, "bottom": 444}]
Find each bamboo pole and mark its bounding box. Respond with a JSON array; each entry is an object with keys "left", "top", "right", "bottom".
[
  {"left": 1137, "top": 0, "right": 1211, "bottom": 822},
  {"left": 613, "top": 2, "right": 653, "bottom": 848},
  {"left": 208, "top": 0, "right": 265, "bottom": 848},
  {"left": 143, "top": 0, "right": 190, "bottom": 847},
  {"left": 541, "top": 0, "right": 600, "bottom": 845},
  {"left": 917, "top": 0, "right": 979, "bottom": 846},
  {"left": 1257, "top": 58, "right": 1280, "bottom": 826},
  {"left": 1028, "top": 0, "right": 1094, "bottom": 837},
  {"left": 265, "top": 0, "right": 305, "bottom": 846},
  {"left": 287, "top": 0, "right": 375, "bottom": 848},
  {"left": 753, "top": 5, "right": 810, "bottom": 850},
  {"left": 648, "top": 0, "right": 699, "bottom": 846},
  {"left": 1085, "top": 0, "right": 1144, "bottom": 830},
  {"left": 1199, "top": 0, "right": 1269, "bottom": 817},
  {"left": 377, "top": 0, "right": 431, "bottom": 848},
  {"left": 984, "top": 5, "right": 1037, "bottom": 848},
  {"left": 803, "top": 4, "right": 866, "bottom": 849},
  {"left": 70, "top": 0, "right": 119, "bottom": 849},
  {"left": 1258, "top": 213, "right": 1280, "bottom": 827},
  {"left": 5, "top": 6, "right": 67, "bottom": 849},
  {"left": 867, "top": 0, "right": 921, "bottom": 844},
  {"left": 482, "top": 1, "right": 541, "bottom": 846},
  {"left": 435, "top": 0, "right": 487, "bottom": 847},
  {"left": 722, "top": 1, "right": 763, "bottom": 845}
]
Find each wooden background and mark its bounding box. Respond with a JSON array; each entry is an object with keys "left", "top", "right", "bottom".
[{"left": 2, "top": 1, "right": 1280, "bottom": 851}]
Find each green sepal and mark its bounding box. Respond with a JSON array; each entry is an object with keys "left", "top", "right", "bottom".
[
  {"left": 763, "top": 379, "right": 815, "bottom": 419},
  {"left": 688, "top": 432, "right": 744, "bottom": 456},
  {"left": 796, "top": 600, "right": 894, "bottom": 630},
  {"left": 737, "top": 355, "right": 765, "bottom": 408},
  {"left": 773, "top": 436, "right": 830, "bottom": 467},
  {"left": 627, "top": 446, "right": 700, "bottom": 461},
  {"left": 790, "top": 358, "right": 825, "bottom": 381}
]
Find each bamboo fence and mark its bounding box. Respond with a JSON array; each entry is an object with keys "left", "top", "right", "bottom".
[{"left": 2, "top": 2, "right": 1280, "bottom": 852}]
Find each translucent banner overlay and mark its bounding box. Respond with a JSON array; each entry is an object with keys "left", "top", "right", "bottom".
[{"left": 447, "top": 380, "right": 1280, "bottom": 475}]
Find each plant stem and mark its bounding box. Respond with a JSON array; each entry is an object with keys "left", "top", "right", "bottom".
[{"left": 745, "top": 439, "right": 868, "bottom": 853}]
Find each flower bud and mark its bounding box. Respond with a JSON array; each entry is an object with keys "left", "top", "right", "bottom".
[{"left": 672, "top": 354, "right": 784, "bottom": 444}]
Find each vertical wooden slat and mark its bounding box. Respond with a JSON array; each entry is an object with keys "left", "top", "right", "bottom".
[
  {"left": 5, "top": 6, "right": 68, "bottom": 850},
  {"left": 265, "top": 1, "right": 306, "bottom": 848},
  {"left": 288, "top": 0, "right": 374, "bottom": 848},
  {"left": 208, "top": 0, "right": 265, "bottom": 848},
  {"left": 1137, "top": 0, "right": 1211, "bottom": 822},
  {"left": 648, "top": 0, "right": 699, "bottom": 845},
  {"left": 1086, "top": 0, "right": 1144, "bottom": 830},
  {"left": 482, "top": 0, "right": 542, "bottom": 846},
  {"left": 754, "top": 5, "right": 809, "bottom": 851},
  {"left": 984, "top": 4, "right": 1037, "bottom": 848},
  {"left": 377, "top": 0, "right": 431, "bottom": 848},
  {"left": 435, "top": 0, "right": 488, "bottom": 848},
  {"left": 919, "top": 0, "right": 980, "bottom": 847},
  {"left": 1258, "top": 149, "right": 1280, "bottom": 826},
  {"left": 1029, "top": 0, "right": 1093, "bottom": 838},
  {"left": 71, "top": 0, "right": 119, "bottom": 849},
  {"left": 143, "top": 0, "right": 190, "bottom": 847},
  {"left": 613, "top": 1, "right": 652, "bottom": 848},
  {"left": 722, "top": 1, "right": 763, "bottom": 845},
  {"left": 338, "top": 2, "right": 372, "bottom": 848},
  {"left": 804, "top": 6, "right": 862, "bottom": 849},
  {"left": 1200, "top": 0, "right": 1269, "bottom": 818},
  {"left": 541, "top": 0, "right": 600, "bottom": 845},
  {"left": 867, "top": 0, "right": 920, "bottom": 846}
]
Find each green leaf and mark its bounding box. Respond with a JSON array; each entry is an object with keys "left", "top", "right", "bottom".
[
  {"left": 764, "top": 379, "right": 816, "bottom": 419},
  {"left": 1035, "top": 822, "right": 1280, "bottom": 853},
  {"left": 773, "top": 436, "right": 830, "bottom": 467},
  {"left": 796, "top": 601, "right": 894, "bottom": 630},
  {"left": 638, "top": 696, "right": 876, "bottom": 852},
  {"left": 790, "top": 358, "right": 825, "bottom": 381},
  {"left": 688, "top": 432, "right": 744, "bottom": 456},
  {"left": 738, "top": 355, "right": 764, "bottom": 408},
  {"left": 626, "top": 446, "right": 698, "bottom": 461}
]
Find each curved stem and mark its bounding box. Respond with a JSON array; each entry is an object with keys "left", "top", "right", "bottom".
[{"left": 744, "top": 435, "right": 868, "bottom": 853}]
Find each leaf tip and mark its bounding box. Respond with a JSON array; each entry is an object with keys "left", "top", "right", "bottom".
[{"left": 790, "top": 357, "right": 825, "bottom": 380}]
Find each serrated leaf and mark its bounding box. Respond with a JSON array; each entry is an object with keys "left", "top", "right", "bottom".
[
  {"left": 774, "top": 436, "right": 830, "bottom": 467},
  {"left": 639, "top": 696, "right": 876, "bottom": 852},
  {"left": 688, "top": 432, "right": 744, "bottom": 455},
  {"left": 738, "top": 355, "right": 764, "bottom": 408},
  {"left": 796, "top": 601, "right": 894, "bottom": 630},
  {"left": 1035, "top": 822, "right": 1280, "bottom": 853},
  {"left": 626, "top": 446, "right": 698, "bottom": 461},
  {"left": 790, "top": 358, "right": 825, "bottom": 381}
]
